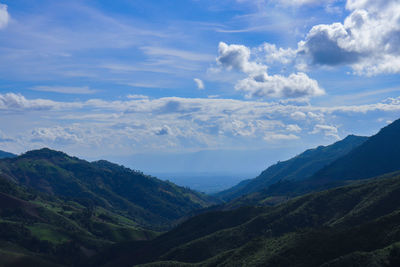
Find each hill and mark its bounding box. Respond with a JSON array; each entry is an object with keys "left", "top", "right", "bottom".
[
  {"left": 216, "top": 135, "right": 367, "bottom": 201},
  {"left": 310, "top": 118, "right": 400, "bottom": 182},
  {"left": 0, "top": 148, "right": 218, "bottom": 230},
  {"left": 0, "top": 174, "right": 157, "bottom": 267},
  {"left": 0, "top": 149, "right": 16, "bottom": 159},
  {"left": 252, "top": 118, "right": 400, "bottom": 200},
  {"left": 88, "top": 172, "right": 400, "bottom": 267}
]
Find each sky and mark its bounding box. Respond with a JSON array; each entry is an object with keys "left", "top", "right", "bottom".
[{"left": 1, "top": 0, "right": 400, "bottom": 174}]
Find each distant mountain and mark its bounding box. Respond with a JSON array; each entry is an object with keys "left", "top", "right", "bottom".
[
  {"left": 216, "top": 135, "right": 367, "bottom": 201},
  {"left": 89, "top": 172, "right": 400, "bottom": 267},
  {"left": 0, "top": 148, "right": 218, "bottom": 230},
  {"left": 0, "top": 149, "right": 16, "bottom": 159}
]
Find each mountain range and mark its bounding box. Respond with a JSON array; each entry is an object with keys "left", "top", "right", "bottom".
[
  {"left": 1, "top": 118, "right": 400, "bottom": 266},
  {"left": 0, "top": 149, "right": 218, "bottom": 266},
  {"left": 216, "top": 134, "right": 368, "bottom": 201},
  {"left": 90, "top": 171, "right": 400, "bottom": 266}
]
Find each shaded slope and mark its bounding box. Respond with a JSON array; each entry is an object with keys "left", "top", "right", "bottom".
[
  {"left": 0, "top": 150, "right": 16, "bottom": 159},
  {"left": 91, "top": 172, "right": 400, "bottom": 267},
  {"left": 0, "top": 148, "right": 218, "bottom": 229},
  {"left": 311, "top": 118, "right": 400, "bottom": 182},
  {"left": 216, "top": 135, "right": 367, "bottom": 201}
]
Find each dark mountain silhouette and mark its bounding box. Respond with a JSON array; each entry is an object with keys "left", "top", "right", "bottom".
[
  {"left": 0, "top": 149, "right": 16, "bottom": 159},
  {"left": 311, "top": 118, "right": 400, "bottom": 182},
  {"left": 216, "top": 134, "right": 367, "bottom": 201}
]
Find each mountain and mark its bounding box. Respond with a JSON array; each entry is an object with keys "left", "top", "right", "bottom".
[
  {"left": 0, "top": 148, "right": 218, "bottom": 230},
  {"left": 0, "top": 149, "right": 16, "bottom": 159},
  {"left": 88, "top": 171, "right": 400, "bottom": 267},
  {"left": 216, "top": 135, "right": 368, "bottom": 201},
  {"left": 253, "top": 118, "right": 400, "bottom": 199},
  {"left": 311, "top": 118, "right": 400, "bottom": 182},
  {"left": 0, "top": 174, "right": 157, "bottom": 267}
]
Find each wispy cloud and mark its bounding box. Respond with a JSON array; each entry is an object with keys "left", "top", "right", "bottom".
[
  {"left": 0, "top": 3, "right": 9, "bottom": 29},
  {"left": 194, "top": 78, "right": 205, "bottom": 90},
  {"left": 31, "top": 85, "right": 98, "bottom": 94}
]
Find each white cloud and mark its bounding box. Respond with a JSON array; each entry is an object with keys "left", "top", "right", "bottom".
[
  {"left": 0, "top": 93, "right": 66, "bottom": 110},
  {"left": 235, "top": 72, "right": 324, "bottom": 99},
  {"left": 216, "top": 42, "right": 266, "bottom": 74},
  {"left": 299, "top": 0, "right": 400, "bottom": 75},
  {"left": 310, "top": 124, "right": 339, "bottom": 139},
  {"left": 286, "top": 124, "right": 302, "bottom": 132},
  {"left": 2, "top": 92, "right": 400, "bottom": 154},
  {"left": 0, "top": 3, "right": 9, "bottom": 30},
  {"left": 216, "top": 42, "right": 324, "bottom": 99},
  {"left": 155, "top": 125, "right": 171, "bottom": 136},
  {"left": 31, "top": 86, "right": 97, "bottom": 94},
  {"left": 31, "top": 126, "right": 84, "bottom": 145},
  {"left": 291, "top": 111, "right": 307, "bottom": 120},
  {"left": 264, "top": 133, "right": 300, "bottom": 142},
  {"left": 262, "top": 43, "right": 297, "bottom": 64},
  {"left": 194, "top": 78, "right": 205, "bottom": 90}
]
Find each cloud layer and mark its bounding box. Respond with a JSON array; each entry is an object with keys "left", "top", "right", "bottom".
[{"left": 1, "top": 92, "right": 400, "bottom": 155}]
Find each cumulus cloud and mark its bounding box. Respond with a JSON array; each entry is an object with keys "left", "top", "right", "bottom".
[
  {"left": 231, "top": 0, "right": 400, "bottom": 78},
  {"left": 235, "top": 72, "right": 324, "bottom": 99},
  {"left": 0, "top": 3, "right": 9, "bottom": 30},
  {"left": 262, "top": 43, "right": 297, "bottom": 64},
  {"left": 216, "top": 42, "right": 324, "bottom": 99},
  {"left": 0, "top": 93, "right": 63, "bottom": 110},
  {"left": 291, "top": 111, "right": 307, "bottom": 120},
  {"left": 194, "top": 78, "right": 205, "bottom": 90},
  {"left": 155, "top": 125, "right": 171, "bottom": 136},
  {"left": 299, "top": 0, "right": 400, "bottom": 75},
  {"left": 216, "top": 42, "right": 266, "bottom": 74}
]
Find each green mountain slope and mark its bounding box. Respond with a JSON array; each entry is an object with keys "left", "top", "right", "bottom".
[
  {"left": 216, "top": 135, "right": 367, "bottom": 201},
  {"left": 90, "top": 172, "right": 400, "bottom": 267},
  {"left": 0, "top": 174, "right": 157, "bottom": 267},
  {"left": 0, "top": 148, "right": 218, "bottom": 230}
]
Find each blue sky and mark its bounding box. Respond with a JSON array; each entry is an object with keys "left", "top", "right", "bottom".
[{"left": 1, "top": 0, "right": 400, "bottom": 174}]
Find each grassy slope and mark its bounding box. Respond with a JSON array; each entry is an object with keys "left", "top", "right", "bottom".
[
  {"left": 0, "top": 148, "right": 218, "bottom": 230},
  {"left": 0, "top": 173, "right": 157, "bottom": 267},
  {"left": 92, "top": 172, "right": 400, "bottom": 267}
]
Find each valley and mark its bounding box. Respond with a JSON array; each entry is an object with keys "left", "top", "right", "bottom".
[{"left": 1, "top": 119, "right": 400, "bottom": 266}]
